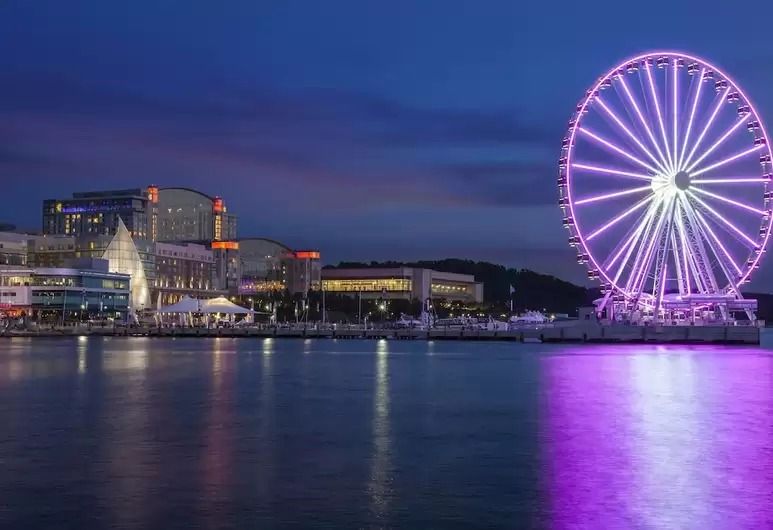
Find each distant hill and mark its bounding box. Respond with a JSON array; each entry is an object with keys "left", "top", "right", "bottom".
[{"left": 327, "top": 259, "right": 773, "bottom": 320}]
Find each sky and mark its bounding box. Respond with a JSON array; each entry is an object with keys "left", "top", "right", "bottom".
[{"left": 2, "top": 1, "right": 773, "bottom": 287}]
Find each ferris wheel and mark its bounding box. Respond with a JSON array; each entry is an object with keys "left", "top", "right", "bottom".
[{"left": 559, "top": 51, "right": 772, "bottom": 316}]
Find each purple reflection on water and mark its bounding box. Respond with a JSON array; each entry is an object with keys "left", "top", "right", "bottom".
[{"left": 541, "top": 345, "right": 773, "bottom": 529}]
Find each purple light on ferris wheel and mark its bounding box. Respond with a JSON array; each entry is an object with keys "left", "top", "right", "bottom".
[
  {"left": 687, "top": 191, "right": 759, "bottom": 248},
  {"left": 692, "top": 208, "right": 743, "bottom": 276},
  {"left": 683, "top": 88, "right": 730, "bottom": 169},
  {"left": 595, "top": 98, "right": 668, "bottom": 174},
  {"left": 686, "top": 115, "right": 750, "bottom": 174},
  {"left": 574, "top": 186, "right": 651, "bottom": 206},
  {"left": 692, "top": 187, "right": 767, "bottom": 215},
  {"left": 617, "top": 75, "right": 669, "bottom": 168},
  {"left": 561, "top": 50, "right": 773, "bottom": 310},
  {"left": 644, "top": 62, "right": 673, "bottom": 170},
  {"left": 578, "top": 127, "right": 659, "bottom": 174},
  {"left": 691, "top": 145, "right": 764, "bottom": 177},
  {"left": 572, "top": 163, "right": 652, "bottom": 181},
  {"left": 679, "top": 67, "right": 705, "bottom": 169}
]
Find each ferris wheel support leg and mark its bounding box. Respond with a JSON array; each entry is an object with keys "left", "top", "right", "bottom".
[
  {"left": 670, "top": 230, "right": 688, "bottom": 297},
  {"left": 599, "top": 197, "right": 662, "bottom": 316},
  {"left": 678, "top": 195, "right": 720, "bottom": 295},
  {"left": 652, "top": 199, "right": 676, "bottom": 314},
  {"left": 691, "top": 207, "right": 743, "bottom": 298},
  {"left": 623, "top": 197, "right": 664, "bottom": 296},
  {"left": 629, "top": 196, "right": 671, "bottom": 304}
]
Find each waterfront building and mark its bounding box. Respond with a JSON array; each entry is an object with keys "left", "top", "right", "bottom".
[
  {"left": 28, "top": 222, "right": 155, "bottom": 312},
  {"left": 42, "top": 189, "right": 150, "bottom": 239},
  {"left": 0, "top": 232, "right": 29, "bottom": 267},
  {"left": 0, "top": 260, "right": 130, "bottom": 321},
  {"left": 155, "top": 187, "right": 237, "bottom": 243},
  {"left": 154, "top": 241, "right": 221, "bottom": 305},
  {"left": 321, "top": 267, "right": 483, "bottom": 303},
  {"left": 236, "top": 238, "right": 320, "bottom": 296}
]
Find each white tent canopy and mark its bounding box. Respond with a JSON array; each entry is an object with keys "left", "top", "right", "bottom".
[
  {"left": 158, "top": 296, "right": 201, "bottom": 314},
  {"left": 201, "top": 296, "right": 253, "bottom": 314},
  {"left": 157, "top": 296, "right": 253, "bottom": 315}
]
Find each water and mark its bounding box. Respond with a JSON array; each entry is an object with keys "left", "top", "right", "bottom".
[{"left": 0, "top": 336, "right": 771, "bottom": 529}]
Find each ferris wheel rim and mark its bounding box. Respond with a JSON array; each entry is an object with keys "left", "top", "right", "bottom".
[{"left": 562, "top": 50, "right": 773, "bottom": 299}]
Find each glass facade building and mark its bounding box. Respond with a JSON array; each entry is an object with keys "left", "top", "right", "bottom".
[
  {"left": 42, "top": 189, "right": 150, "bottom": 239},
  {"left": 0, "top": 264, "right": 130, "bottom": 321},
  {"left": 156, "top": 188, "right": 236, "bottom": 243},
  {"left": 236, "top": 238, "right": 320, "bottom": 296},
  {"left": 0, "top": 232, "right": 28, "bottom": 267}
]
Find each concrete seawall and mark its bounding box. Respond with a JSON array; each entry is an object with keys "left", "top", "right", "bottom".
[{"left": 2, "top": 324, "right": 761, "bottom": 344}]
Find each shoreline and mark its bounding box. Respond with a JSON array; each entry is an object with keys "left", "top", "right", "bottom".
[{"left": 1, "top": 324, "right": 762, "bottom": 344}]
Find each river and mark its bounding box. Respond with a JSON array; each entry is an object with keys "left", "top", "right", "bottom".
[{"left": 0, "top": 336, "right": 771, "bottom": 529}]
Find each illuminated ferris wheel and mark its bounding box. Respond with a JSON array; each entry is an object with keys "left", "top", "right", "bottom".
[{"left": 559, "top": 51, "right": 772, "bottom": 318}]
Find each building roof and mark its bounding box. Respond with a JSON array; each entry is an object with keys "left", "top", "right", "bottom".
[{"left": 158, "top": 187, "right": 216, "bottom": 202}]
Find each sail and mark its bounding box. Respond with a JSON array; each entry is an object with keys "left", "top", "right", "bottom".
[{"left": 101, "top": 218, "right": 150, "bottom": 312}]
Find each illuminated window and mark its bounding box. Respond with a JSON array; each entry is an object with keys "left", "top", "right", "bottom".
[{"left": 322, "top": 278, "right": 411, "bottom": 292}]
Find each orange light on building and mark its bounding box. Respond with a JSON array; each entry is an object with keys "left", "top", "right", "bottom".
[
  {"left": 212, "top": 197, "right": 224, "bottom": 213},
  {"left": 211, "top": 241, "right": 239, "bottom": 250},
  {"left": 294, "top": 250, "right": 320, "bottom": 260},
  {"left": 147, "top": 185, "right": 159, "bottom": 204}
]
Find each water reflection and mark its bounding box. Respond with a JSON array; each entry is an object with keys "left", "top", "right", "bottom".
[
  {"left": 77, "top": 336, "right": 87, "bottom": 374},
  {"left": 100, "top": 341, "right": 152, "bottom": 528},
  {"left": 201, "top": 338, "right": 235, "bottom": 513},
  {"left": 542, "top": 345, "right": 773, "bottom": 529},
  {"left": 369, "top": 339, "right": 393, "bottom": 522}
]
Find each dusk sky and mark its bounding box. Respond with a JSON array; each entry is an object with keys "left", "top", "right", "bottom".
[{"left": 2, "top": 1, "right": 773, "bottom": 287}]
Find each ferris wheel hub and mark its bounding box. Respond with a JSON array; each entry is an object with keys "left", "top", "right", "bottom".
[{"left": 673, "top": 170, "right": 691, "bottom": 191}]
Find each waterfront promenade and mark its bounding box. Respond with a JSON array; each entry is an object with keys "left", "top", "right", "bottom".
[{"left": 1, "top": 322, "right": 761, "bottom": 344}]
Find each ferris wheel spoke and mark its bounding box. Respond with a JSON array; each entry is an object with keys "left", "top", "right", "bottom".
[
  {"left": 648, "top": 197, "right": 676, "bottom": 306},
  {"left": 574, "top": 186, "right": 652, "bottom": 206},
  {"left": 578, "top": 127, "right": 660, "bottom": 174},
  {"left": 586, "top": 194, "right": 654, "bottom": 241},
  {"left": 595, "top": 98, "right": 670, "bottom": 175},
  {"left": 692, "top": 177, "right": 769, "bottom": 184},
  {"left": 626, "top": 195, "right": 669, "bottom": 295},
  {"left": 682, "top": 88, "right": 731, "bottom": 170},
  {"left": 692, "top": 207, "right": 743, "bottom": 278},
  {"left": 686, "top": 191, "right": 759, "bottom": 248},
  {"left": 572, "top": 162, "right": 653, "bottom": 181},
  {"left": 670, "top": 226, "right": 686, "bottom": 295},
  {"left": 644, "top": 63, "right": 674, "bottom": 172},
  {"left": 677, "top": 194, "right": 721, "bottom": 293},
  {"left": 678, "top": 68, "right": 705, "bottom": 169},
  {"left": 690, "top": 145, "right": 764, "bottom": 178},
  {"left": 672, "top": 60, "right": 679, "bottom": 168},
  {"left": 673, "top": 200, "right": 692, "bottom": 294},
  {"left": 617, "top": 75, "right": 670, "bottom": 170},
  {"left": 605, "top": 198, "right": 660, "bottom": 270},
  {"left": 690, "top": 187, "right": 767, "bottom": 215},
  {"left": 690, "top": 206, "right": 743, "bottom": 290},
  {"left": 684, "top": 114, "right": 751, "bottom": 174}
]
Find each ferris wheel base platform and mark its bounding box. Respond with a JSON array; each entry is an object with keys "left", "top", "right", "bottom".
[{"left": 537, "top": 321, "right": 761, "bottom": 345}]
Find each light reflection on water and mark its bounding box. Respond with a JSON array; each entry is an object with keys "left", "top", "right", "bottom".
[
  {"left": 0, "top": 337, "right": 770, "bottom": 528},
  {"left": 369, "top": 339, "right": 393, "bottom": 523},
  {"left": 543, "top": 345, "right": 773, "bottom": 529}
]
